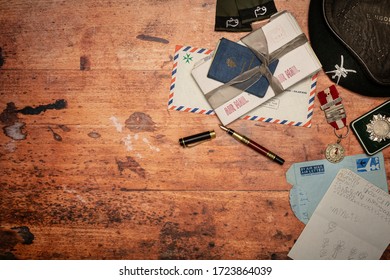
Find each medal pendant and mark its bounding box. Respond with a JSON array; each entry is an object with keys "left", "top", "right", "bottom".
[
  {"left": 318, "top": 86, "right": 349, "bottom": 163},
  {"left": 325, "top": 141, "right": 345, "bottom": 163}
]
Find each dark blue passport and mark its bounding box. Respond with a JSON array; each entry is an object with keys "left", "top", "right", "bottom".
[{"left": 207, "top": 38, "right": 279, "bottom": 98}]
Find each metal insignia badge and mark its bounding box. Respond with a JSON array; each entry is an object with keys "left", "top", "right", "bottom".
[
  {"left": 351, "top": 100, "right": 390, "bottom": 156},
  {"left": 366, "top": 114, "right": 390, "bottom": 143}
]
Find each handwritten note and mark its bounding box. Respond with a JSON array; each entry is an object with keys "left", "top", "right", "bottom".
[
  {"left": 288, "top": 168, "right": 390, "bottom": 260},
  {"left": 287, "top": 153, "right": 388, "bottom": 224}
]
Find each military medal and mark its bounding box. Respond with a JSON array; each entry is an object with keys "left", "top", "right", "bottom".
[
  {"left": 325, "top": 141, "right": 345, "bottom": 163},
  {"left": 350, "top": 100, "right": 390, "bottom": 156},
  {"left": 318, "top": 85, "right": 349, "bottom": 163},
  {"left": 366, "top": 114, "right": 390, "bottom": 143}
]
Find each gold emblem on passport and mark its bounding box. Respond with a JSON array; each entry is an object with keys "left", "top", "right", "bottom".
[
  {"left": 226, "top": 58, "right": 237, "bottom": 68},
  {"left": 366, "top": 114, "right": 390, "bottom": 143}
]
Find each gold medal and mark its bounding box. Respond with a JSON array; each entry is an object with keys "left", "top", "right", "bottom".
[
  {"left": 324, "top": 127, "right": 349, "bottom": 163},
  {"left": 325, "top": 141, "right": 345, "bottom": 163}
]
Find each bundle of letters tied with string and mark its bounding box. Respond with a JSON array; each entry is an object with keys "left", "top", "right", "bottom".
[{"left": 192, "top": 11, "right": 322, "bottom": 126}]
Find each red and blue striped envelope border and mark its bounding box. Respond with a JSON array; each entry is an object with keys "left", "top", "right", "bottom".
[{"left": 168, "top": 45, "right": 318, "bottom": 127}]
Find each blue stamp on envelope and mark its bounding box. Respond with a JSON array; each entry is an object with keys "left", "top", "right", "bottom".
[
  {"left": 300, "top": 165, "right": 325, "bottom": 176},
  {"left": 356, "top": 157, "right": 380, "bottom": 172}
]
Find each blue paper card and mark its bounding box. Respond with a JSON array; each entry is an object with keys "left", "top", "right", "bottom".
[
  {"left": 286, "top": 153, "right": 388, "bottom": 224},
  {"left": 207, "top": 38, "right": 279, "bottom": 98}
]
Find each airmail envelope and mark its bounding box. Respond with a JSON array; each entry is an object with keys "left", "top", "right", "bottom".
[
  {"left": 286, "top": 153, "right": 388, "bottom": 224},
  {"left": 168, "top": 45, "right": 318, "bottom": 127}
]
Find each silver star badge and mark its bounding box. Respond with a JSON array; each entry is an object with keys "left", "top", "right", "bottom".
[{"left": 366, "top": 114, "right": 390, "bottom": 142}]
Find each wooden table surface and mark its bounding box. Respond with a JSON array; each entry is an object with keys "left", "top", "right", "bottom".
[{"left": 0, "top": 0, "right": 389, "bottom": 260}]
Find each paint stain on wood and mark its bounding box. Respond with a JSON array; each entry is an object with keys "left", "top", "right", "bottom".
[
  {"left": 11, "top": 226, "right": 34, "bottom": 244},
  {"left": 0, "top": 103, "right": 26, "bottom": 140},
  {"left": 48, "top": 126, "right": 63, "bottom": 142},
  {"left": 0, "top": 226, "right": 34, "bottom": 259},
  {"left": 80, "top": 55, "right": 91, "bottom": 70},
  {"left": 116, "top": 156, "right": 146, "bottom": 178},
  {"left": 88, "top": 131, "right": 101, "bottom": 138},
  {"left": 3, "top": 122, "right": 26, "bottom": 140},
  {"left": 125, "top": 112, "right": 156, "bottom": 132},
  {"left": 0, "top": 47, "right": 5, "bottom": 68},
  {"left": 58, "top": 124, "right": 71, "bottom": 132},
  {"left": 18, "top": 99, "right": 67, "bottom": 115},
  {"left": 0, "top": 100, "right": 67, "bottom": 140},
  {"left": 0, "top": 102, "right": 19, "bottom": 125},
  {"left": 136, "top": 34, "right": 169, "bottom": 44}
]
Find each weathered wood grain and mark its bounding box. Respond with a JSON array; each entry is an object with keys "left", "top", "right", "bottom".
[
  {"left": 0, "top": 0, "right": 389, "bottom": 260},
  {"left": 0, "top": 70, "right": 388, "bottom": 190},
  {"left": 1, "top": 189, "right": 302, "bottom": 259}
]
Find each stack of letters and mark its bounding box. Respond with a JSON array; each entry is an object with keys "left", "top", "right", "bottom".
[{"left": 191, "top": 11, "right": 322, "bottom": 125}]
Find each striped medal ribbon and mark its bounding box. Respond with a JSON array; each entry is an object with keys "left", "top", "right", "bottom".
[{"left": 318, "top": 85, "right": 349, "bottom": 163}]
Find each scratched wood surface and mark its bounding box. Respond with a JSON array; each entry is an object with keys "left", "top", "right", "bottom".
[{"left": 0, "top": 0, "right": 389, "bottom": 260}]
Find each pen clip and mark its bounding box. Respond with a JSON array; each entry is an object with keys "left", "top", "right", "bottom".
[{"left": 182, "top": 138, "right": 213, "bottom": 148}]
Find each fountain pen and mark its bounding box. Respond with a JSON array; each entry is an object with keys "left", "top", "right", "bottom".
[{"left": 219, "top": 125, "right": 285, "bottom": 165}]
